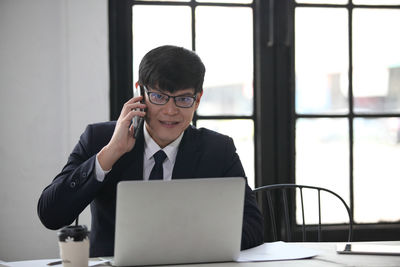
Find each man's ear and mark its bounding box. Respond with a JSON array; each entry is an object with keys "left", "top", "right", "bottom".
[{"left": 194, "top": 90, "right": 203, "bottom": 110}]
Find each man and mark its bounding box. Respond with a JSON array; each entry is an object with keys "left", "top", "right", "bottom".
[{"left": 37, "top": 45, "right": 264, "bottom": 257}]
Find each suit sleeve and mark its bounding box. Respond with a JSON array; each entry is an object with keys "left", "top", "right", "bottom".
[
  {"left": 222, "top": 138, "right": 264, "bottom": 250},
  {"left": 37, "top": 124, "right": 105, "bottom": 230}
]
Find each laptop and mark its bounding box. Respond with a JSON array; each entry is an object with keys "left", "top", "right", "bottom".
[{"left": 112, "top": 177, "right": 245, "bottom": 266}]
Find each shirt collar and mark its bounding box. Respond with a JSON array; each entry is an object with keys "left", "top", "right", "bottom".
[{"left": 143, "top": 122, "right": 184, "bottom": 164}]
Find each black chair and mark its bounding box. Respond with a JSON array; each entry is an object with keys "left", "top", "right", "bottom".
[{"left": 254, "top": 184, "right": 353, "bottom": 242}]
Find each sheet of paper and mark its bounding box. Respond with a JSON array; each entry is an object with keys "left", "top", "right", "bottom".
[
  {"left": 237, "top": 241, "right": 319, "bottom": 262},
  {"left": 3, "top": 259, "right": 110, "bottom": 267}
]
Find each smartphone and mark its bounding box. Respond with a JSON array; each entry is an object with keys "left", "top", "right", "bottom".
[
  {"left": 132, "top": 85, "right": 145, "bottom": 139},
  {"left": 336, "top": 243, "right": 400, "bottom": 256}
]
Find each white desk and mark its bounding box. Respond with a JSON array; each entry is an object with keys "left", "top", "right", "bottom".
[{"left": 4, "top": 241, "right": 400, "bottom": 267}]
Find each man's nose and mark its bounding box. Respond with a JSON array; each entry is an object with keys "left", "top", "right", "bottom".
[{"left": 163, "top": 98, "right": 178, "bottom": 115}]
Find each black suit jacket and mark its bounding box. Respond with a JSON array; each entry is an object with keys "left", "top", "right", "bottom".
[{"left": 37, "top": 122, "right": 264, "bottom": 256}]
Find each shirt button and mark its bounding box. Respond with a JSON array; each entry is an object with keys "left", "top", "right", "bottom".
[
  {"left": 70, "top": 181, "right": 76, "bottom": 188},
  {"left": 82, "top": 172, "right": 87, "bottom": 178}
]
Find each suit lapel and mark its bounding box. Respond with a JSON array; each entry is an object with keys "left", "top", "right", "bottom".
[
  {"left": 114, "top": 125, "right": 201, "bottom": 181},
  {"left": 172, "top": 126, "right": 201, "bottom": 179}
]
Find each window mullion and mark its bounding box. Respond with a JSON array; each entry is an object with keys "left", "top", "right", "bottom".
[{"left": 348, "top": 4, "right": 355, "bottom": 225}]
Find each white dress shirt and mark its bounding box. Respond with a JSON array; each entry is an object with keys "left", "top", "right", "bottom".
[{"left": 95, "top": 123, "right": 183, "bottom": 182}]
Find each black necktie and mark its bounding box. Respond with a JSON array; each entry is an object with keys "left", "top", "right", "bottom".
[{"left": 149, "top": 150, "right": 167, "bottom": 180}]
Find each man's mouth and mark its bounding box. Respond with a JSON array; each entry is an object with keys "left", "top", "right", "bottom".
[{"left": 160, "top": 120, "right": 179, "bottom": 127}]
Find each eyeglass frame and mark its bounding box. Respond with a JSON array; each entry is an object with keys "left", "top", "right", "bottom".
[{"left": 141, "top": 85, "right": 198, "bottom": 108}]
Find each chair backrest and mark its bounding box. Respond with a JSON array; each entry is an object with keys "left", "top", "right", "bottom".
[{"left": 254, "top": 184, "right": 353, "bottom": 242}]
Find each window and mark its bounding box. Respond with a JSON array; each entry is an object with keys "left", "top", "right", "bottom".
[
  {"left": 294, "top": 0, "right": 400, "bottom": 238},
  {"left": 111, "top": 0, "right": 256, "bottom": 188},
  {"left": 109, "top": 0, "right": 400, "bottom": 241}
]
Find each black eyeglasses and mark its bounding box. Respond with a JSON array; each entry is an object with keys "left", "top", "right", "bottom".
[{"left": 142, "top": 85, "right": 197, "bottom": 108}]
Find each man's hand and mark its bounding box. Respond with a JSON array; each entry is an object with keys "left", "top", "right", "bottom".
[{"left": 97, "top": 96, "right": 146, "bottom": 171}]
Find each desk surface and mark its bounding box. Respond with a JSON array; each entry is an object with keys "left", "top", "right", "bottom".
[
  {"left": 5, "top": 241, "right": 400, "bottom": 267},
  {"left": 163, "top": 241, "right": 400, "bottom": 267}
]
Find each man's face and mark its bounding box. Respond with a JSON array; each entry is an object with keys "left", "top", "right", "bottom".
[{"left": 143, "top": 86, "right": 202, "bottom": 148}]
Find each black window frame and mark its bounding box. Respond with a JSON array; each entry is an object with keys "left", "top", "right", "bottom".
[
  {"left": 291, "top": 0, "right": 400, "bottom": 241},
  {"left": 109, "top": 0, "right": 400, "bottom": 242}
]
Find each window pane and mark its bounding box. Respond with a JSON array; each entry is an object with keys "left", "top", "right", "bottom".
[
  {"left": 295, "top": 8, "right": 349, "bottom": 115},
  {"left": 139, "top": 0, "right": 189, "bottom": 2},
  {"left": 353, "top": 9, "right": 400, "bottom": 114},
  {"left": 353, "top": 0, "right": 400, "bottom": 4},
  {"left": 196, "top": 7, "right": 253, "bottom": 116},
  {"left": 296, "top": 0, "right": 348, "bottom": 3},
  {"left": 196, "top": 0, "right": 252, "bottom": 3},
  {"left": 132, "top": 6, "right": 192, "bottom": 83},
  {"left": 354, "top": 118, "right": 400, "bottom": 223},
  {"left": 296, "top": 118, "right": 349, "bottom": 223},
  {"left": 196, "top": 120, "right": 255, "bottom": 188}
]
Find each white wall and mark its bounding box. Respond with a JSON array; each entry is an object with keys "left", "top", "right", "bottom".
[{"left": 0, "top": 0, "right": 109, "bottom": 261}]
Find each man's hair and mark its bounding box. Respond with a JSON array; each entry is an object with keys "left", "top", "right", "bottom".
[{"left": 138, "top": 45, "right": 206, "bottom": 94}]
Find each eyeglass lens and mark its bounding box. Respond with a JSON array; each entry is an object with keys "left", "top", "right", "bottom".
[{"left": 148, "top": 92, "right": 195, "bottom": 108}]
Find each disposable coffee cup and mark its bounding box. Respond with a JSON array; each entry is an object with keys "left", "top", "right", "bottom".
[{"left": 58, "top": 225, "right": 90, "bottom": 267}]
